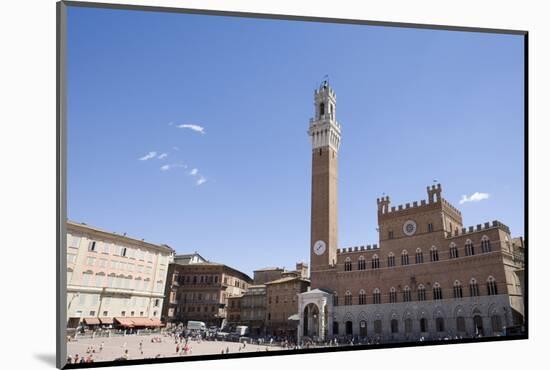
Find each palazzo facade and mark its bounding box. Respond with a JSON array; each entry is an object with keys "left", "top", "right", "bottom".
[{"left": 298, "top": 81, "right": 525, "bottom": 343}]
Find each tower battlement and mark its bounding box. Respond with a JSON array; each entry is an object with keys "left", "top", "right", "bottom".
[
  {"left": 377, "top": 184, "right": 462, "bottom": 223},
  {"left": 448, "top": 220, "right": 510, "bottom": 238},
  {"left": 337, "top": 244, "right": 380, "bottom": 254}
]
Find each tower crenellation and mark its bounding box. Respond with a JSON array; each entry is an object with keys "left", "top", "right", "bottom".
[{"left": 308, "top": 80, "right": 341, "bottom": 152}]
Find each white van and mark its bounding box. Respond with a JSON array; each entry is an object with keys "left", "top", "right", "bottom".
[
  {"left": 186, "top": 321, "right": 206, "bottom": 332},
  {"left": 234, "top": 325, "right": 249, "bottom": 336}
]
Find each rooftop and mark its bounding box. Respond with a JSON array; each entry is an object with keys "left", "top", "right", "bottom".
[{"left": 67, "top": 220, "right": 174, "bottom": 254}]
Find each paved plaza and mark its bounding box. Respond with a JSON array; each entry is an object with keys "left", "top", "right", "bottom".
[{"left": 67, "top": 335, "right": 284, "bottom": 363}]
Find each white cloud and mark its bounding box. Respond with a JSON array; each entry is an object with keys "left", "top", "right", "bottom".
[
  {"left": 177, "top": 124, "right": 205, "bottom": 134},
  {"left": 189, "top": 168, "right": 198, "bottom": 176},
  {"left": 158, "top": 153, "right": 168, "bottom": 159},
  {"left": 172, "top": 146, "right": 180, "bottom": 151},
  {"left": 139, "top": 151, "right": 157, "bottom": 161},
  {"left": 160, "top": 163, "right": 186, "bottom": 171},
  {"left": 196, "top": 176, "right": 207, "bottom": 186},
  {"left": 459, "top": 192, "right": 490, "bottom": 204}
]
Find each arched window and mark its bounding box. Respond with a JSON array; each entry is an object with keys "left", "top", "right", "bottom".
[
  {"left": 401, "top": 250, "right": 409, "bottom": 266},
  {"left": 344, "top": 290, "right": 353, "bottom": 305},
  {"left": 344, "top": 257, "right": 352, "bottom": 272},
  {"left": 333, "top": 293, "right": 339, "bottom": 306},
  {"left": 417, "top": 284, "right": 426, "bottom": 301},
  {"left": 449, "top": 243, "right": 459, "bottom": 259},
  {"left": 481, "top": 236, "right": 492, "bottom": 253},
  {"left": 387, "top": 253, "right": 395, "bottom": 267},
  {"left": 453, "top": 280, "right": 463, "bottom": 299},
  {"left": 436, "top": 317, "right": 445, "bottom": 332},
  {"left": 371, "top": 254, "right": 380, "bottom": 269},
  {"left": 403, "top": 286, "right": 411, "bottom": 302},
  {"left": 391, "top": 319, "right": 399, "bottom": 333},
  {"left": 358, "top": 255, "right": 366, "bottom": 270},
  {"left": 373, "top": 288, "right": 381, "bottom": 304},
  {"left": 415, "top": 248, "right": 424, "bottom": 264},
  {"left": 465, "top": 239, "right": 475, "bottom": 256},
  {"left": 320, "top": 102, "right": 325, "bottom": 116},
  {"left": 487, "top": 276, "right": 498, "bottom": 295},
  {"left": 469, "top": 278, "right": 479, "bottom": 297},
  {"left": 430, "top": 246, "right": 439, "bottom": 262},
  {"left": 389, "top": 287, "right": 397, "bottom": 303},
  {"left": 359, "top": 289, "right": 367, "bottom": 305},
  {"left": 433, "top": 282, "right": 443, "bottom": 300}
]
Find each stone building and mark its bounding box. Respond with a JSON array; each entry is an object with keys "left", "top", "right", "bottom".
[
  {"left": 226, "top": 262, "right": 310, "bottom": 336},
  {"left": 266, "top": 272, "right": 310, "bottom": 337},
  {"left": 66, "top": 221, "right": 174, "bottom": 330},
  {"left": 253, "top": 267, "right": 285, "bottom": 285},
  {"left": 162, "top": 252, "right": 253, "bottom": 327},
  {"left": 226, "top": 295, "right": 243, "bottom": 323},
  {"left": 240, "top": 284, "right": 269, "bottom": 336},
  {"left": 298, "top": 81, "right": 525, "bottom": 343}
]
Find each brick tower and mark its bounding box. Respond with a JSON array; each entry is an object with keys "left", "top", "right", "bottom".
[{"left": 308, "top": 80, "right": 341, "bottom": 285}]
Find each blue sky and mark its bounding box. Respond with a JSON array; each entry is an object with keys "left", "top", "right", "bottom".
[{"left": 67, "top": 7, "right": 524, "bottom": 276}]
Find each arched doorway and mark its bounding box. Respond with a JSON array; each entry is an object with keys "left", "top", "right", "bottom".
[
  {"left": 345, "top": 321, "right": 353, "bottom": 336},
  {"left": 473, "top": 315, "right": 484, "bottom": 336},
  {"left": 359, "top": 320, "right": 367, "bottom": 337},
  {"left": 333, "top": 321, "right": 339, "bottom": 336},
  {"left": 303, "top": 303, "right": 320, "bottom": 338}
]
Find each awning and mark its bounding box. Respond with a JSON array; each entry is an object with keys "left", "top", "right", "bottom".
[
  {"left": 130, "top": 317, "right": 164, "bottom": 327},
  {"left": 114, "top": 317, "right": 135, "bottom": 328},
  {"left": 149, "top": 319, "right": 163, "bottom": 327},
  {"left": 100, "top": 317, "right": 114, "bottom": 325},
  {"left": 288, "top": 314, "right": 300, "bottom": 321},
  {"left": 83, "top": 317, "right": 101, "bottom": 325},
  {"left": 131, "top": 318, "right": 153, "bottom": 327}
]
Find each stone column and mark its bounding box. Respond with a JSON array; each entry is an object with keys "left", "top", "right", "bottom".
[{"left": 319, "top": 300, "right": 326, "bottom": 341}]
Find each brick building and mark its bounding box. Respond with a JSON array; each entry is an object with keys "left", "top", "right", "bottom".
[
  {"left": 266, "top": 274, "right": 310, "bottom": 337},
  {"left": 225, "top": 263, "right": 310, "bottom": 336},
  {"left": 253, "top": 267, "right": 285, "bottom": 285},
  {"left": 162, "top": 253, "right": 253, "bottom": 327},
  {"left": 298, "top": 81, "right": 525, "bottom": 342}
]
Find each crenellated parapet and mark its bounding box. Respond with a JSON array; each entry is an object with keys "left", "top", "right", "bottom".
[
  {"left": 448, "top": 220, "right": 510, "bottom": 238},
  {"left": 337, "top": 244, "right": 380, "bottom": 254},
  {"left": 376, "top": 183, "right": 462, "bottom": 223}
]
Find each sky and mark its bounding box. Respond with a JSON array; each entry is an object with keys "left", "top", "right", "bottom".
[{"left": 66, "top": 7, "right": 525, "bottom": 277}]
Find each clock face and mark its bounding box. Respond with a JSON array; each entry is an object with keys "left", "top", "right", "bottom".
[
  {"left": 403, "top": 220, "right": 417, "bottom": 236},
  {"left": 313, "top": 240, "right": 326, "bottom": 256}
]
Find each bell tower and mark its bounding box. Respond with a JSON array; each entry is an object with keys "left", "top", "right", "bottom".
[{"left": 308, "top": 80, "right": 341, "bottom": 281}]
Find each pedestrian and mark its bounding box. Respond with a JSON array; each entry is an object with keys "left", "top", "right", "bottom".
[{"left": 176, "top": 343, "right": 180, "bottom": 354}]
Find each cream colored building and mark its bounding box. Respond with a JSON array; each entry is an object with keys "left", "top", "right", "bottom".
[{"left": 66, "top": 221, "right": 174, "bottom": 328}]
